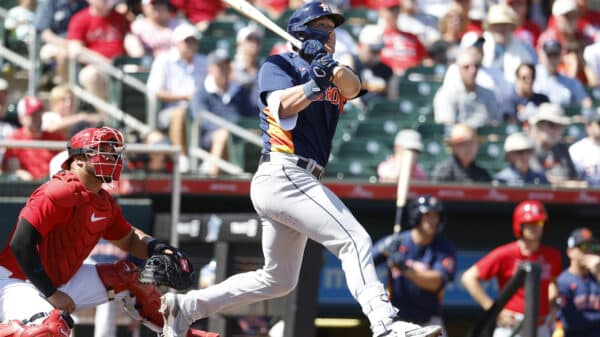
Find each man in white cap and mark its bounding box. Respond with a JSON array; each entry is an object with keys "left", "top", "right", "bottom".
[
  {"left": 539, "top": 0, "right": 593, "bottom": 53},
  {"left": 568, "top": 108, "right": 600, "bottom": 187},
  {"left": 377, "top": 129, "right": 427, "bottom": 183},
  {"left": 481, "top": 3, "right": 535, "bottom": 83},
  {"left": 344, "top": 24, "right": 393, "bottom": 105},
  {"left": 526, "top": 102, "right": 579, "bottom": 184},
  {"left": 494, "top": 132, "right": 548, "bottom": 186},
  {"left": 147, "top": 23, "right": 208, "bottom": 172}
]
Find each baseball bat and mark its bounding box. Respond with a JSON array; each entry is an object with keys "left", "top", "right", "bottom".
[
  {"left": 393, "top": 149, "right": 416, "bottom": 233},
  {"left": 221, "top": 0, "right": 302, "bottom": 49}
]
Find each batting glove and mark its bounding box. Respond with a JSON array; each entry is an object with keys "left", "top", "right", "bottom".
[
  {"left": 299, "top": 39, "right": 327, "bottom": 63},
  {"left": 387, "top": 251, "right": 408, "bottom": 272},
  {"left": 309, "top": 53, "right": 338, "bottom": 90}
]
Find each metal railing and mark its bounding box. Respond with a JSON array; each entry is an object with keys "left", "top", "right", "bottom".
[{"left": 0, "top": 139, "right": 183, "bottom": 248}]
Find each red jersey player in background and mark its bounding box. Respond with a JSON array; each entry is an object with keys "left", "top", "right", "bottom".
[
  {"left": 461, "top": 200, "right": 562, "bottom": 337},
  {"left": 0, "top": 127, "right": 217, "bottom": 337}
]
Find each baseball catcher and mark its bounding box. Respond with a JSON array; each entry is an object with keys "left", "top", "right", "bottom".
[{"left": 0, "top": 127, "right": 217, "bottom": 337}]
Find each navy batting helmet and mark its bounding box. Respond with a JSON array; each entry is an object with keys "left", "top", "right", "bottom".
[
  {"left": 407, "top": 195, "right": 446, "bottom": 232},
  {"left": 287, "top": 2, "right": 345, "bottom": 44}
]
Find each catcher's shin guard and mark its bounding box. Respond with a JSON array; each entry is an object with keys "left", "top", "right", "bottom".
[
  {"left": 0, "top": 309, "right": 73, "bottom": 337},
  {"left": 96, "top": 260, "right": 220, "bottom": 337}
]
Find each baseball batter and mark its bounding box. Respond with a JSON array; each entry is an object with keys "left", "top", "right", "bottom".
[
  {"left": 0, "top": 127, "right": 214, "bottom": 337},
  {"left": 461, "top": 200, "right": 562, "bottom": 337},
  {"left": 160, "top": 3, "right": 441, "bottom": 337}
]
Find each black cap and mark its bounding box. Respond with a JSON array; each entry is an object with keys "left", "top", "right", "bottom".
[
  {"left": 543, "top": 39, "right": 562, "bottom": 55},
  {"left": 567, "top": 227, "right": 598, "bottom": 248}
]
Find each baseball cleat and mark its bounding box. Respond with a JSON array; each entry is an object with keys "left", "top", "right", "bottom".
[
  {"left": 378, "top": 321, "right": 442, "bottom": 337},
  {"left": 160, "top": 293, "right": 191, "bottom": 337}
]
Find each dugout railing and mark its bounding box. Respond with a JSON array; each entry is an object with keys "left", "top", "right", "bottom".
[{"left": 467, "top": 262, "right": 542, "bottom": 337}]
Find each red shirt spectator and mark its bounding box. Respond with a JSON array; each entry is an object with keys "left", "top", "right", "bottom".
[
  {"left": 2, "top": 97, "right": 64, "bottom": 180},
  {"left": 380, "top": 28, "right": 428, "bottom": 75},
  {"left": 67, "top": 7, "right": 129, "bottom": 59},
  {"left": 169, "top": 0, "right": 224, "bottom": 26}
]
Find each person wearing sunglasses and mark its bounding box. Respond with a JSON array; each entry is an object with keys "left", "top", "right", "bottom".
[{"left": 555, "top": 227, "right": 600, "bottom": 337}]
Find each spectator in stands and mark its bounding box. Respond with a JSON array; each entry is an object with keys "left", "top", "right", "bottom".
[
  {"left": 2, "top": 96, "right": 64, "bottom": 181},
  {"left": 0, "top": 79, "right": 16, "bottom": 164},
  {"left": 147, "top": 23, "right": 207, "bottom": 171},
  {"left": 481, "top": 3, "right": 535, "bottom": 84},
  {"left": 539, "top": 0, "right": 593, "bottom": 56},
  {"left": 461, "top": 200, "right": 562, "bottom": 337},
  {"left": 377, "top": 129, "right": 427, "bottom": 183},
  {"left": 232, "top": 24, "right": 264, "bottom": 114},
  {"left": 556, "top": 227, "right": 600, "bottom": 337},
  {"left": 35, "top": 0, "right": 87, "bottom": 85},
  {"left": 431, "top": 123, "right": 492, "bottom": 183},
  {"left": 42, "top": 84, "right": 103, "bottom": 138},
  {"left": 191, "top": 49, "right": 252, "bottom": 177},
  {"left": 397, "top": 0, "right": 440, "bottom": 48},
  {"left": 558, "top": 40, "right": 597, "bottom": 87},
  {"left": 372, "top": 195, "right": 456, "bottom": 337},
  {"left": 526, "top": 102, "right": 579, "bottom": 185},
  {"left": 494, "top": 132, "right": 549, "bottom": 186},
  {"left": 344, "top": 24, "right": 393, "bottom": 105},
  {"left": 568, "top": 108, "right": 600, "bottom": 187},
  {"left": 434, "top": 48, "right": 500, "bottom": 128},
  {"left": 4, "top": 0, "right": 36, "bottom": 47},
  {"left": 169, "top": 0, "right": 224, "bottom": 32},
  {"left": 128, "top": 0, "right": 183, "bottom": 58},
  {"left": 67, "top": 0, "right": 131, "bottom": 103},
  {"left": 504, "top": 63, "right": 550, "bottom": 124},
  {"left": 427, "top": 3, "right": 466, "bottom": 65},
  {"left": 377, "top": 0, "right": 428, "bottom": 75},
  {"left": 534, "top": 39, "right": 592, "bottom": 110},
  {"left": 508, "top": 0, "right": 542, "bottom": 50}
]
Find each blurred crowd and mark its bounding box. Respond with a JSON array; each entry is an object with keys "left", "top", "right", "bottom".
[{"left": 0, "top": 0, "right": 598, "bottom": 187}]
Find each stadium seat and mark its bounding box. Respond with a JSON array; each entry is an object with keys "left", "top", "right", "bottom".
[
  {"left": 324, "top": 157, "right": 378, "bottom": 181},
  {"left": 397, "top": 79, "right": 441, "bottom": 99},
  {"left": 335, "top": 138, "right": 392, "bottom": 163},
  {"left": 477, "top": 124, "right": 520, "bottom": 141},
  {"left": 403, "top": 65, "right": 447, "bottom": 82},
  {"left": 564, "top": 122, "right": 586, "bottom": 142},
  {"left": 203, "top": 21, "right": 246, "bottom": 38},
  {"left": 198, "top": 36, "right": 236, "bottom": 56},
  {"left": 366, "top": 98, "right": 432, "bottom": 124},
  {"left": 476, "top": 141, "right": 506, "bottom": 174},
  {"left": 353, "top": 119, "right": 414, "bottom": 145},
  {"left": 417, "top": 122, "right": 447, "bottom": 140},
  {"left": 109, "top": 57, "right": 150, "bottom": 123}
]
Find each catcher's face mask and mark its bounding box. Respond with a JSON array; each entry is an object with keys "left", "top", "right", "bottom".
[{"left": 63, "top": 127, "right": 126, "bottom": 182}]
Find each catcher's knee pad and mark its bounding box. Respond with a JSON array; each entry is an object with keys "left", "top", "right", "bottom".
[{"left": 0, "top": 309, "right": 73, "bottom": 337}]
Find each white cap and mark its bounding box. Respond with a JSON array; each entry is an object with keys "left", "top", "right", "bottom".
[
  {"left": 552, "top": 0, "right": 577, "bottom": 16},
  {"left": 172, "top": 23, "right": 200, "bottom": 43},
  {"left": 460, "top": 31, "right": 485, "bottom": 49},
  {"left": 504, "top": 132, "right": 534, "bottom": 152},
  {"left": 358, "top": 24, "right": 384, "bottom": 50},
  {"left": 394, "top": 129, "right": 423, "bottom": 152},
  {"left": 486, "top": 4, "right": 518, "bottom": 26},
  {"left": 529, "top": 103, "right": 570, "bottom": 126},
  {"left": 236, "top": 25, "right": 264, "bottom": 43}
]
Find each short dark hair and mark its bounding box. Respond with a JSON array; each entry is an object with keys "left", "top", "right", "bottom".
[{"left": 516, "top": 63, "right": 536, "bottom": 79}]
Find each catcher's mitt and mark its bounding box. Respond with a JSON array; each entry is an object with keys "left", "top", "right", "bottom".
[{"left": 139, "top": 252, "right": 194, "bottom": 290}]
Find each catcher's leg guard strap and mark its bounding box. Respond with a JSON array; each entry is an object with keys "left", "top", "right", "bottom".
[
  {"left": 0, "top": 309, "right": 73, "bottom": 337},
  {"left": 96, "top": 260, "right": 140, "bottom": 300}
]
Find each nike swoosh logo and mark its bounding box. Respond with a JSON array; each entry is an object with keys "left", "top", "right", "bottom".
[{"left": 91, "top": 212, "right": 108, "bottom": 222}]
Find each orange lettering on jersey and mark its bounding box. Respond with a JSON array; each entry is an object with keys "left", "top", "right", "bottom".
[{"left": 313, "top": 87, "right": 346, "bottom": 112}]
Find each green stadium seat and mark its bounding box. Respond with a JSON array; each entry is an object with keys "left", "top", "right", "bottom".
[
  {"left": 353, "top": 119, "right": 414, "bottom": 145},
  {"left": 403, "top": 65, "right": 447, "bottom": 82},
  {"left": 476, "top": 141, "right": 505, "bottom": 174},
  {"left": 198, "top": 36, "right": 236, "bottom": 56},
  {"left": 335, "top": 138, "right": 392, "bottom": 163},
  {"left": 397, "top": 80, "right": 441, "bottom": 99},
  {"left": 563, "top": 105, "right": 581, "bottom": 117},
  {"left": 324, "top": 158, "right": 378, "bottom": 181},
  {"left": 203, "top": 21, "right": 246, "bottom": 38},
  {"left": 366, "top": 98, "right": 432, "bottom": 124},
  {"left": 476, "top": 124, "right": 520, "bottom": 141},
  {"left": 417, "top": 122, "right": 447, "bottom": 140},
  {"left": 564, "top": 122, "right": 586, "bottom": 142}
]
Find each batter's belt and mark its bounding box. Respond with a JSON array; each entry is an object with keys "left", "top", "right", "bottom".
[{"left": 260, "top": 153, "right": 324, "bottom": 180}]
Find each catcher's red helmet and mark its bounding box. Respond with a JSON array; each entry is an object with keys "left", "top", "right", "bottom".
[
  {"left": 512, "top": 200, "right": 547, "bottom": 238},
  {"left": 61, "top": 127, "right": 126, "bottom": 182}
]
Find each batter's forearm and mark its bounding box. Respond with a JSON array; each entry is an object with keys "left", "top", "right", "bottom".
[
  {"left": 404, "top": 269, "right": 444, "bottom": 293},
  {"left": 10, "top": 218, "right": 57, "bottom": 297},
  {"left": 271, "top": 85, "right": 313, "bottom": 119},
  {"left": 332, "top": 66, "right": 361, "bottom": 99}
]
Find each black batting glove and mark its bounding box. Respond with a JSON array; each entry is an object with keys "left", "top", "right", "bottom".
[
  {"left": 309, "top": 53, "right": 338, "bottom": 90},
  {"left": 387, "top": 251, "right": 408, "bottom": 272},
  {"left": 299, "top": 39, "right": 327, "bottom": 63}
]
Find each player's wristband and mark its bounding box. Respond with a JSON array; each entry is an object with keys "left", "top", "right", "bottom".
[{"left": 303, "top": 79, "right": 321, "bottom": 100}]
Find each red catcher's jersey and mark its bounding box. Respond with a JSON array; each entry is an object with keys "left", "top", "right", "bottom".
[
  {"left": 0, "top": 171, "right": 132, "bottom": 287},
  {"left": 475, "top": 241, "right": 562, "bottom": 317}
]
